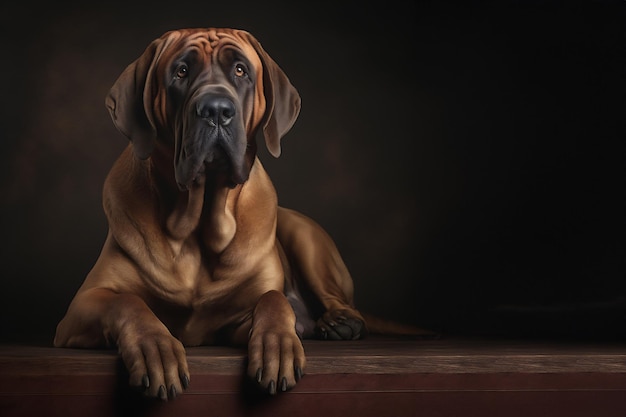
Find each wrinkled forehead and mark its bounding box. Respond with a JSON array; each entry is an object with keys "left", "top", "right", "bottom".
[{"left": 163, "top": 28, "right": 261, "bottom": 69}]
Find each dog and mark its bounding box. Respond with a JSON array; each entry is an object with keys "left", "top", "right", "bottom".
[{"left": 54, "top": 28, "right": 428, "bottom": 400}]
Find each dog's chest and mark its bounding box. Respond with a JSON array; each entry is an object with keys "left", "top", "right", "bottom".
[
  {"left": 149, "top": 238, "right": 251, "bottom": 308},
  {"left": 146, "top": 240, "right": 265, "bottom": 343}
]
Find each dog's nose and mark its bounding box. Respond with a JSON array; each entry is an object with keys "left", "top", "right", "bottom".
[{"left": 197, "top": 96, "right": 236, "bottom": 127}]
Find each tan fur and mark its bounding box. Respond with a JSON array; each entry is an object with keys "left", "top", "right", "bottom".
[{"left": 54, "top": 28, "right": 427, "bottom": 400}]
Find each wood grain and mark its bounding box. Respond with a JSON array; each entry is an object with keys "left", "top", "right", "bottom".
[{"left": 1, "top": 337, "right": 626, "bottom": 417}]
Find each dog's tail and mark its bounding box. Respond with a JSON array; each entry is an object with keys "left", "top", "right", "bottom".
[{"left": 362, "top": 312, "right": 439, "bottom": 338}]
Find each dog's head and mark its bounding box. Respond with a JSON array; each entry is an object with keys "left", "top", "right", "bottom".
[{"left": 105, "top": 28, "right": 300, "bottom": 189}]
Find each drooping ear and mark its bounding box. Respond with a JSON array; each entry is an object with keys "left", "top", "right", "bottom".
[
  {"left": 104, "top": 33, "right": 179, "bottom": 159},
  {"left": 244, "top": 33, "right": 301, "bottom": 158}
]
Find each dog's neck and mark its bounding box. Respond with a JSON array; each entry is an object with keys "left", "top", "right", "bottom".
[
  {"left": 165, "top": 174, "right": 239, "bottom": 254},
  {"left": 149, "top": 147, "right": 241, "bottom": 255}
]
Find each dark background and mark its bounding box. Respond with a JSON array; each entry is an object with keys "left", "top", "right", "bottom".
[{"left": 0, "top": 1, "right": 623, "bottom": 344}]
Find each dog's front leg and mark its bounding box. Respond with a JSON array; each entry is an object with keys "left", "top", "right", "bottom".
[
  {"left": 55, "top": 289, "right": 189, "bottom": 400},
  {"left": 242, "top": 290, "right": 306, "bottom": 394}
]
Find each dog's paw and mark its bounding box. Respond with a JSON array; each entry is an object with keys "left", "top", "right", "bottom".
[
  {"left": 118, "top": 327, "right": 190, "bottom": 401},
  {"left": 315, "top": 309, "right": 368, "bottom": 340},
  {"left": 247, "top": 329, "right": 306, "bottom": 395}
]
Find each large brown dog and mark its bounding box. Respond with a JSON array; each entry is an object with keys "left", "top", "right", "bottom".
[{"left": 54, "top": 28, "right": 424, "bottom": 400}]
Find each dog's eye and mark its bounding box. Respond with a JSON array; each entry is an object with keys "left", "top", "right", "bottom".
[
  {"left": 234, "top": 63, "right": 248, "bottom": 78},
  {"left": 175, "top": 64, "right": 189, "bottom": 79}
]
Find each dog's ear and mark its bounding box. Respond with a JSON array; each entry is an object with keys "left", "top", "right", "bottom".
[
  {"left": 105, "top": 32, "right": 179, "bottom": 159},
  {"left": 245, "top": 33, "right": 301, "bottom": 158}
]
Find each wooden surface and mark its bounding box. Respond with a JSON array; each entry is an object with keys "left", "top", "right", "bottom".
[{"left": 1, "top": 337, "right": 626, "bottom": 416}]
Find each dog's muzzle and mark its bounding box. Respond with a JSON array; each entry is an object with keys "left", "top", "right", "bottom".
[{"left": 175, "top": 92, "right": 249, "bottom": 190}]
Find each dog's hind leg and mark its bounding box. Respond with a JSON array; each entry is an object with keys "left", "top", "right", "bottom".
[{"left": 276, "top": 207, "right": 367, "bottom": 340}]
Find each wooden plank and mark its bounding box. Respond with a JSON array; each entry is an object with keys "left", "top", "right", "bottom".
[
  {"left": 4, "top": 337, "right": 626, "bottom": 376},
  {"left": 2, "top": 374, "right": 626, "bottom": 417},
  {"left": 1, "top": 338, "right": 626, "bottom": 417}
]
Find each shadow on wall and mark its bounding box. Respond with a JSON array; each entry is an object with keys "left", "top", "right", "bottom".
[{"left": 0, "top": 1, "right": 623, "bottom": 343}]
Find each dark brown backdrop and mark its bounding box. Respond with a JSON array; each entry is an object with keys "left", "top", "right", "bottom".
[{"left": 0, "top": 1, "right": 623, "bottom": 343}]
